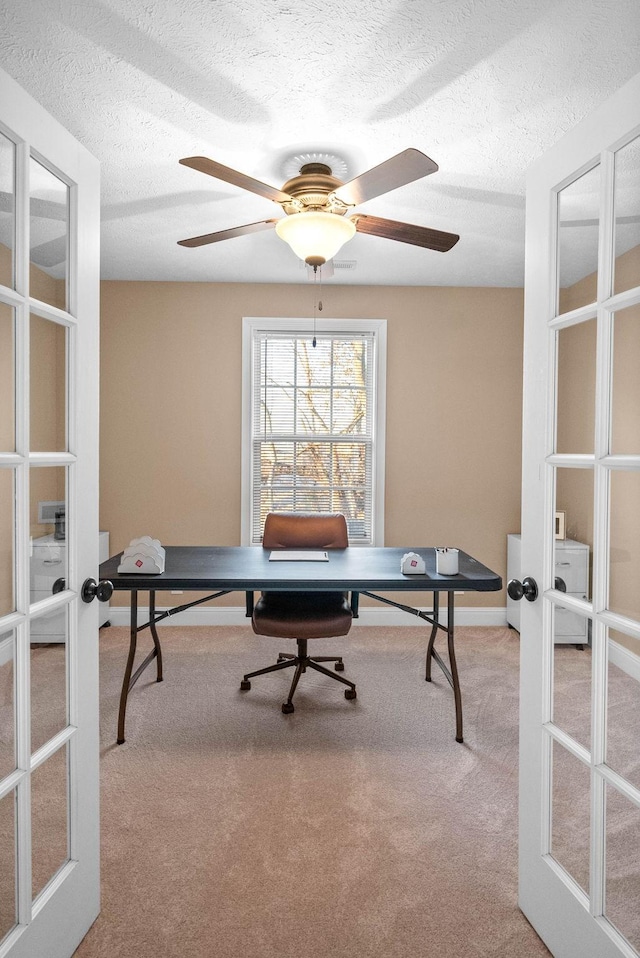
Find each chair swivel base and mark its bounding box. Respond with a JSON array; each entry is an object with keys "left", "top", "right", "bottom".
[
  {"left": 277, "top": 650, "right": 345, "bottom": 671},
  {"left": 240, "top": 639, "right": 356, "bottom": 714}
]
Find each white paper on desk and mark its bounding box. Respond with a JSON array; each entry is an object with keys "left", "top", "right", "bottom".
[{"left": 269, "top": 550, "right": 329, "bottom": 561}]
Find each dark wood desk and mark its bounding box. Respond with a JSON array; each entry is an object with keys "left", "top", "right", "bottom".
[{"left": 100, "top": 546, "right": 501, "bottom": 744}]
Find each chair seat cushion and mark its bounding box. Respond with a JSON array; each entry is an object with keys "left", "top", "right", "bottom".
[{"left": 252, "top": 591, "right": 353, "bottom": 639}]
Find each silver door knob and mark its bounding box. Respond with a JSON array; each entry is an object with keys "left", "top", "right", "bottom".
[
  {"left": 81, "top": 578, "right": 114, "bottom": 603},
  {"left": 507, "top": 577, "right": 538, "bottom": 602}
]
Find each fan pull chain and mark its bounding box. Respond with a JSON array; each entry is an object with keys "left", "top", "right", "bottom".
[
  {"left": 311, "top": 265, "right": 324, "bottom": 347},
  {"left": 312, "top": 266, "right": 317, "bottom": 347}
]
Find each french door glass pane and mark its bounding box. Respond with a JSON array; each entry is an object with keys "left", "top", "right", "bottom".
[
  {"left": 552, "top": 628, "right": 592, "bottom": 750},
  {"left": 550, "top": 739, "right": 591, "bottom": 894},
  {"left": 30, "top": 313, "right": 67, "bottom": 453},
  {"left": 613, "top": 134, "right": 640, "bottom": 297},
  {"left": 606, "top": 628, "right": 640, "bottom": 790},
  {"left": 0, "top": 789, "right": 17, "bottom": 944},
  {"left": 557, "top": 164, "right": 600, "bottom": 313},
  {"left": 29, "top": 158, "right": 68, "bottom": 310},
  {"left": 0, "top": 630, "right": 16, "bottom": 778},
  {"left": 611, "top": 304, "right": 640, "bottom": 455},
  {"left": 0, "top": 467, "right": 15, "bottom": 617},
  {"left": 608, "top": 470, "right": 640, "bottom": 621},
  {"left": 556, "top": 319, "right": 596, "bottom": 454},
  {"left": 31, "top": 743, "right": 69, "bottom": 901},
  {"left": 30, "top": 611, "right": 68, "bottom": 753},
  {"left": 0, "top": 302, "right": 15, "bottom": 450},
  {"left": 554, "top": 467, "right": 594, "bottom": 570},
  {"left": 604, "top": 783, "right": 640, "bottom": 952},
  {"left": 0, "top": 132, "right": 15, "bottom": 290}
]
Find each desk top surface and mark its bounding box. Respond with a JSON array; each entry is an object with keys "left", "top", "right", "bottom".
[{"left": 100, "top": 546, "right": 501, "bottom": 593}]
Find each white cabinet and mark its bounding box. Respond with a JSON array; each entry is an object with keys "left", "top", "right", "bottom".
[
  {"left": 507, "top": 534, "right": 590, "bottom": 645},
  {"left": 30, "top": 531, "right": 110, "bottom": 641}
]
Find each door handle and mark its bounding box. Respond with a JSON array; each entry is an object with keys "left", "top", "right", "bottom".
[
  {"left": 81, "top": 578, "right": 114, "bottom": 603},
  {"left": 554, "top": 577, "right": 567, "bottom": 592},
  {"left": 507, "top": 577, "right": 539, "bottom": 602},
  {"left": 52, "top": 577, "right": 66, "bottom": 594}
]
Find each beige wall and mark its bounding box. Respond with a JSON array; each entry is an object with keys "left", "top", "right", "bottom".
[{"left": 100, "top": 281, "right": 524, "bottom": 608}]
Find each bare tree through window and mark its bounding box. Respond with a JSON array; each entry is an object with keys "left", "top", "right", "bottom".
[{"left": 252, "top": 331, "right": 375, "bottom": 542}]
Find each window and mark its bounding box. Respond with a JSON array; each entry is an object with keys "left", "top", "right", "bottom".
[{"left": 242, "top": 317, "right": 386, "bottom": 545}]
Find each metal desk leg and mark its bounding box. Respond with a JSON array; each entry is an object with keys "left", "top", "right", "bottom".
[
  {"left": 424, "top": 591, "right": 464, "bottom": 743},
  {"left": 117, "top": 590, "right": 164, "bottom": 744},
  {"left": 117, "top": 591, "right": 138, "bottom": 744},
  {"left": 447, "top": 592, "right": 464, "bottom": 743},
  {"left": 425, "top": 591, "right": 439, "bottom": 681},
  {"left": 149, "top": 590, "right": 163, "bottom": 682}
]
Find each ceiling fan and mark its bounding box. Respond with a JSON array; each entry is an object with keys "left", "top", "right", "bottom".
[{"left": 177, "top": 148, "right": 460, "bottom": 267}]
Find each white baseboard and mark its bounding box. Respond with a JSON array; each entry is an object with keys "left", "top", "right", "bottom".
[
  {"left": 0, "top": 636, "right": 12, "bottom": 667},
  {"left": 106, "top": 605, "right": 508, "bottom": 628},
  {"left": 609, "top": 639, "right": 640, "bottom": 682}
]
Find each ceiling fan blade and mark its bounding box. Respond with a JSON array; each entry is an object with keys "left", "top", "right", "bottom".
[
  {"left": 179, "top": 156, "right": 292, "bottom": 205},
  {"left": 333, "top": 149, "right": 438, "bottom": 207},
  {"left": 352, "top": 214, "right": 459, "bottom": 252},
  {"left": 178, "top": 218, "right": 278, "bottom": 248}
]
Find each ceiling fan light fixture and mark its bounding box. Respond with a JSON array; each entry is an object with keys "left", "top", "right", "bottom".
[{"left": 275, "top": 211, "right": 356, "bottom": 266}]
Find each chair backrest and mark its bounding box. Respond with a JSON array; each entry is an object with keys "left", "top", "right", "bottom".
[{"left": 262, "top": 513, "right": 348, "bottom": 550}]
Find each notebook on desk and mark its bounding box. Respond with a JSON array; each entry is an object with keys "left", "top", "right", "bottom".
[{"left": 268, "top": 550, "right": 329, "bottom": 561}]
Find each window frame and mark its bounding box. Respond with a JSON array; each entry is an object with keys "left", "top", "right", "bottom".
[{"left": 241, "top": 316, "right": 386, "bottom": 546}]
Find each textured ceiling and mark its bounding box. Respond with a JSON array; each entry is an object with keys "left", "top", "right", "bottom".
[{"left": 1, "top": 0, "right": 639, "bottom": 286}]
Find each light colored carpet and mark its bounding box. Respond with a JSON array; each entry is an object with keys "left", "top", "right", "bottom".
[{"left": 74, "top": 625, "right": 551, "bottom": 958}]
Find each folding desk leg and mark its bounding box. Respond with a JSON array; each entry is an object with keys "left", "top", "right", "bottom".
[
  {"left": 425, "top": 591, "right": 439, "bottom": 681},
  {"left": 117, "top": 590, "right": 164, "bottom": 744},
  {"left": 149, "top": 590, "right": 163, "bottom": 682},
  {"left": 425, "top": 591, "right": 464, "bottom": 743},
  {"left": 447, "top": 592, "right": 464, "bottom": 744},
  {"left": 117, "top": 591, "right": 138, "bottom": 744}
]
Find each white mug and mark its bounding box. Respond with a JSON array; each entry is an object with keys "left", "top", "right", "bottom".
[{"left": 436, "top": 548, "right": 459, "bottom": 575}]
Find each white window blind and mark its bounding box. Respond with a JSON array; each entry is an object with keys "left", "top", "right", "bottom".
[{"left": 246, "top": 323, "right": 384, "bottom": 545}]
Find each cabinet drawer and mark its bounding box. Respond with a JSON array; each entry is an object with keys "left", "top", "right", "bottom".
[
  {"left": 554, "top": 549, "right": 588, "bottom": 594},
  {"left": 31, "top": 607, "right": 66, "bottom": 638},
  {"left": 30, "top": 553, "right": 65, "bottom": 590},
  {"left": 554, "top": 605, "right": 588, "bottom": 638}
]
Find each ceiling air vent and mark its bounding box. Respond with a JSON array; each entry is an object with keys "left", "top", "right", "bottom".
[{"left": 333, "top": 260, "right": 357, "bottom": 270}]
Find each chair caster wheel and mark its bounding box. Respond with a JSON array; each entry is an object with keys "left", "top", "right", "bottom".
[
  {"left": 282, "top": 702, "right": 294, "bottom": 714},
  {"left": 335, "top": 661, "right": 345, "bottom": 671},
  {"left": 345, "top": 688, "right": 357, "bottom": 700},
  {"left": 240, "top": 680, "right": 251, "bottom": 691}
]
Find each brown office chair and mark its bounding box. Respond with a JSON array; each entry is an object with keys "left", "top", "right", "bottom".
[{"left": 240, "top": 512, "right": 357, "bottom": 714}]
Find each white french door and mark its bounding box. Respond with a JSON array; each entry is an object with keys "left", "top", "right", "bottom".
[
  {"left": 0, "top": 68, "right": 101, "bottom": 957},
  {"left": 519, "top": 72, "right": 640, "bottom": 956}
]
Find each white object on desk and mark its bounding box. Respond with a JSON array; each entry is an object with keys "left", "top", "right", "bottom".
[
  {"left": 118, "top": 536, "right": 166, "bottom": 574},
  {"left": 400, "top": 552, "right": 426, "bottom": 574},
  {"left": 269, "top": 550, "right": 329, "bottom": 561},
  {"left": 436, "top": 548, "right": 459, "bottom": 575}
]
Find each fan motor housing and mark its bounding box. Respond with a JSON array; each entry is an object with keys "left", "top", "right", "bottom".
[{"left": 280, "top": 163, "right": 348, "bottom": 215}]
